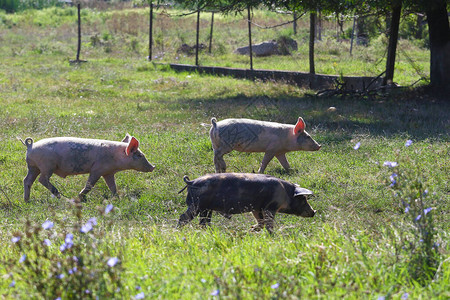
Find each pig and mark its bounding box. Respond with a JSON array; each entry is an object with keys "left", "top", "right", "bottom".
[
  {"left": 210, "top": 117, "right": 321, "bottom": 173},
  {"left": 20, "top": 134, "right": 155, "bottom": 202},
  {"left": 177, "top": 173, "right": 316, "bottom": 233}
]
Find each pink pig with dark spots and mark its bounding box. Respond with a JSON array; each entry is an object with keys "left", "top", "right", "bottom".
[
  {"left": 210, "top": 117, "right": 321, "bottom": 173},
  {"left": 21, "top": 134, "right": 155, "bottom": 202}
]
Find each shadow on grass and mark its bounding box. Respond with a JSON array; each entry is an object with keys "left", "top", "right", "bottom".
[{"left": 168, "top": 90, "right": 449, "bottom": 142}]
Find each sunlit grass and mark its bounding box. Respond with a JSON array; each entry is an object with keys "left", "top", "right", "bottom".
[{"left": 0, "top": 5, "right": 448, "bottom": 299}]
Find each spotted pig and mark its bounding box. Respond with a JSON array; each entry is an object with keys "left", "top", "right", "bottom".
[{"left": 21, "top": 134, "right": 155, "bottom": 201}]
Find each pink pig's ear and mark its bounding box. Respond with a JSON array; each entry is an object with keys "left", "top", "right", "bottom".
[
  {"left": 293, "top": 117, "right": 306, "bottom": 134},
  {"left": 126, "top": 137, "right": 139, "bottom": 156}
]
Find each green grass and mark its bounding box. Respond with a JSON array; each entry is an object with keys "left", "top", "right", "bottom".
[{"left": 0, "top": 6, "right": 449, "bottom": 299}]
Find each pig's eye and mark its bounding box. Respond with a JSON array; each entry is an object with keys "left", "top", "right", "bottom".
[{"left": 134, "top": 152, "right": 143, "bottom": 158}]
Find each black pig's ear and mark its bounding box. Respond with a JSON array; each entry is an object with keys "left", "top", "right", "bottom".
[
  {"left": 122, "top": 133, "right": 131, "bottom": 143},
  {"left": 294, "top": 187, "right": 313, "bottom": 197}
]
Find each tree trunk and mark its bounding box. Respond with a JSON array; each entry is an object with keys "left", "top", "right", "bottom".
[
  {"left": 309, "top": 12, "right": 316, "bottom": 74},
  {"left": 426, "top": 0, "right": 450, "bottom": 91},
  {"left": 383, "top": 2, "right": 401, "bottom": 85}
]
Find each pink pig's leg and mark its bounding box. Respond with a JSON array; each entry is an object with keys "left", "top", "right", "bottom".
[
  {"left": 275, "top": 153, "right": 291, "bottom": 171},
  {"left": 38, "top": 171, "right": 61, "bottom": 199},
  {"left": 213, "top": 149, "right": 229, "bottom": 173},
  {"left": 23, "top": 166, "right": 40, "bottom": 202},
  {"left": 78, "top": 174, "right": 101, "bottom": 201},
  {"left": 103, "top": 174, "right": 117, "bottom": 195},
  {"left": 258, "top": 152, "right": 275, "bottom": 173}
]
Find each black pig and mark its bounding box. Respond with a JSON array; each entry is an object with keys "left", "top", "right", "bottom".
[{"left": 177, "top": 173, "right": 316, "bottom": 233}]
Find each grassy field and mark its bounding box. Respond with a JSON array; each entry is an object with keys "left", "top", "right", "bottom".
[{"left": 0, "top": 6, "right": 449, "bottom": 299}]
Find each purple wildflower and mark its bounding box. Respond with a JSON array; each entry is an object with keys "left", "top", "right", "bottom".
[
  {"left": 353, "top": 142, "right": 361, "bottom": 150},
  {"left": 271, "top": 283, "right": 280, "bottom": 289},
  {"left": 135, "top": 292, "right": 145, "bottom": 299},
  {"left": 424, "top": 207, "right": 433, "bottom": 215},
  {"left": 405, "top": 140, "right": 412, "bottom": 147},
  {"left": 9, "top": 280, "right": 15, "bottom": 288},
  {"left": 401, "top": 292, "right": 409, "bottom": 300},
  {"left": 211, "top": 289, "right": 220, "bottom": 296},
  {"left": 107, "top": 257, "right": 119, "bottom": 267},
  {"left": 65, "top": 233, "right": 74, "bottom": 243},
  {"left": 383, "top": 161, "right": 398, "bottom": 168},
  {"left": 389, "top": 173, "right": 397, "bottom": 187},
  {"left": 43, "top": 239, "right": 51, "bottom": 246},
  {"left": 19, "top": 254, "right": 26, "bottom": 263},
  {"left": 105, "top": 204, "right": 114, "bottom": 214},
  {"left": 57, "top": 274, "right": 65, "bottom": 279},
  {"left": 88, "top": 217, "right": 97, "bottom": 226},
  {"left": 42, "top": 220, "right": 54, "bottom": 230},
  {"left": 80, "top": 222, "right": 93, "bottom": 233},
  {"left": 415, "top": 214, "right": 422, "bottom": 221},
  {"left": 85, "top": 290, "right": 90, "bottom": 294},
  {"left": 405, "top": 206, "right": 410, "bottom": 213},
  {"left": 11, "top": 236, "right": 20, "bottom": 243}
]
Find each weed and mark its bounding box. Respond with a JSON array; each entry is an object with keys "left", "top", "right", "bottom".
[
  {"left": 3, "top": 202, "right": 124, "bottom": 299},
  {"left": 383, "top": 140, "right": 440, "bottom": 285}
]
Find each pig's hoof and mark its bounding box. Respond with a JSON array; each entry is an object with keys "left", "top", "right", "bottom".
[{"left": 250, "top": 224, "right": 263, "bottom": 232}]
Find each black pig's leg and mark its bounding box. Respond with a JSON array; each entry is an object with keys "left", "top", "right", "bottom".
[
  {"left": 251, "top": 211, "right": 265, "bottom": 231},
  {"left": 199, "top": 210, "right": 213, "bottom": 226},
  {"left": 262, "top": 210, "right": 276, "bottom": 234},
  {"left": 177, "top": 206, "right": 199, "bottom": 228}
]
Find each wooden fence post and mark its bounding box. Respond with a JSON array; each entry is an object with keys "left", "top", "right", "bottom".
[
  {"left": 195, "top": 8, "right": 200, "bottom": 66},
  {"left": 309, "top": 11, "right": 316, "bottom": 74},
  {"left": 76, "top": 3, "right": 81, "bottom": 61},
  {"left": 209, "top": 12, "right": 214, "bottom": 53},
  {"left": 148, "top": 2, "right": 153, "bottom": 61},
  {"left": 247, "top": 6, "right": 253, "bottom": 71}
]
